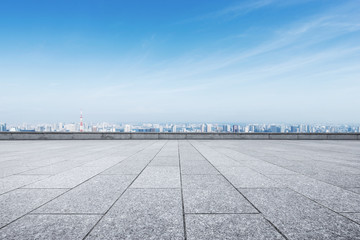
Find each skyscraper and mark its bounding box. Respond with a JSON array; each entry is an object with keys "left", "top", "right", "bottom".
[
  {"left": 233, "top": 125, "right": 239, "bottom": 133},
  {"left": 80, "top": 111, "right": 84, "bottom": 132},
  {"left": 223, "top": 125, "right": 230, "bottom": 132},
  {"left": 206, "top": 124, "right": 212, "bottom": 133},
  {"left": 201, "top": 124, "right": 205, "bottom": 133}
]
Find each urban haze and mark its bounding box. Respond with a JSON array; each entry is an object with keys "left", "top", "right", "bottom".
[{"left": 1, "top": 1, "right": 360, "bottom": 240}]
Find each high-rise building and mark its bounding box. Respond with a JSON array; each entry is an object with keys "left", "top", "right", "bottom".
[
  {"left": 233, "top": 125, "right": 239, "bottom": 133},
  {"left": 124, "top": 124, "right": 131, "bottom": 132},
  {"left": 223, "top": 125, "right": 230, "bottom": 132},
  {"left": 200, "top": 124, "right": 205, "bottom": 132},
  {"left": 172, "top": 125, "right": 177, "bottom": 133},
  {"left": 80, "top": 111, "right": 84, "bottom": 132},
  {"left": 0, "top": 123, "right": 6, "bottom": 132},
  {"left": 206, "top": 124, "right": 212, "bottom": 133},
  {"left": 270, "top": 125, "right": 280, "bottom": 133},
  {"left": 291, "top": 125, "right": 299, "bottom": 133}
]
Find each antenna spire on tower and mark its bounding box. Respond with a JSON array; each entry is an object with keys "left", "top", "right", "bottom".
[{"left": 80, "top": 110, "right": 84, "bottom": 132}]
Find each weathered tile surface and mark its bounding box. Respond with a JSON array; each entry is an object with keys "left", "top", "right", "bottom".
[
  {"left": 34, "top": 175, "right": 136, "bottom": 214},
  {"left": 131, "top": 166, "right": 181, "bottom": 188},
  {"left": 86, "top": 189, "right": 184, "bottom": 240},
  {"left": 0, "top": 214, "right": 101, "bottom": 240},
  {"left": 241, "top": 188, "right": 360, "bottom": 239},
  {"left": 186, "top": 214, "right": 285, "bottom": 240},
  {"left": 1, "top": 140, "right": 360, "bottom": 239},
  {"left": 0, "top": 189, "right": 67, "bottom": 228}
]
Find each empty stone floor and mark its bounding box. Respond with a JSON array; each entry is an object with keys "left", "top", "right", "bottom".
[{"left": 1, "top": 140, "right": 360, "bottom": 239}]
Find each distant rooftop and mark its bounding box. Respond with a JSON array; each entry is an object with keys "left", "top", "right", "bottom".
[{"left": 1, "top": 140, "right": 360, "bottom": 239}]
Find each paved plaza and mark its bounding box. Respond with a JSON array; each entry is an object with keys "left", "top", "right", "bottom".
[{"left": 0, "top": 140, "right": 360, "bottom": 239}]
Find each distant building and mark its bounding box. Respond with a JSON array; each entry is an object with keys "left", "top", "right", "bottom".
[
  {"left": 200, "top": 124, "right": 205, "bottom": 133},
  {"left": 290, "top": 125, "right": 299, "bottom": 133},
  {"left": 206, "top": 124, "right": 212, "bottom": 133},
  {"left": 270, "top": 125, "right": 281, "bottom": 133},
  {"left": 64, "top": 124, "right": 76, "bottom": 132},
  {"left": 124, "top": 124, "right": 131, "bottom": 132},
  {"left": 223, "top": 125, "right": 230, "bottom": 132},
  {"left": 172, "top": 125, "right": 177, "bottom": 133},
  {"left": 233, "top": 125, "right": 239, "bottom": 133}
]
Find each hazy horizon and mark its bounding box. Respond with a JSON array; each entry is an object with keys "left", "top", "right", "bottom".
[{"left": 1, "top": 0, "right": 360, "bottom": 123}]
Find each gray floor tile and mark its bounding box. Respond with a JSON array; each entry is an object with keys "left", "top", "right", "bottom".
[
  {"left": 86, "top": 189, "right": 184, "bottom": 239},
  {"left": 241, "top": 188, "right": 360, "bottom": 239},
  {"left": 269, "top": 174, "right": 360, "bottom": 212},
  {"left": 0, "top": 214, "right": 100, "bottom": 240},
  {"left": 218, "top": 166, "right": 282, "bottom": 188},
  {"left": 25, "top": 166, "right": 105, "bottom": 188},
  {"left": 101, "top": 162, "right": 147, "bottom": 175},
  {"left": 19, "top": 161, "right": 82, "bottom": 175},
  {"left": 185, "top": 214, "right": 285, "bottom": 240},
  {"left": 34, "top": 175, "right": 136, "bottom": 214},
  {"left": 347, "top": 188, "right": 360, "bottom": 194},
  {"left": 183, "top": 188, "right": 257, "bottom": 213},
  {"left": 131, "top": 166, "right": 180, "bottom": 188},
  {"left": 313, "top": 172, "right": 360, "bottom": 188},
  {"left": 181, "top": 165, "right": 219, "bottom": 175},
  {"left": 342, "top": 213, "right": 360, "bottom": 224},
  {"left": 182, "top": 175, "right": 231, "bottom": 189},
  {"left": 150, "top": 156, "right": 179, "bottom": 166},
  {"left": 0, "top": 175, "right": 49, "bottom": 195},
  {"left": 0, "top": 189, "right": 66, "bottom": 228}
]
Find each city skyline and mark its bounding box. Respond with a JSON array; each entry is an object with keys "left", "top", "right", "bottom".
[
  {"left": 1, "top": 0, "right": 360, "bottom": 123},
  {"left": 1, "top": 120, "right": 359, "bottom": 134}
]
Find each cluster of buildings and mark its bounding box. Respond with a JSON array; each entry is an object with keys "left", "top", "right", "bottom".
[{"left": 1, "top": 122, "right": 359, "bottom": 133}]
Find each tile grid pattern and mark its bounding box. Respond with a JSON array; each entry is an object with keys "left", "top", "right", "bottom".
[{"left": 0, "top": 140, "right": 360, "bottom": 239}]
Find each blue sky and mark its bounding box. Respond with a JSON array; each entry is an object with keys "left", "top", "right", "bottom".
[{"left": 1, "top": 0, "right": 360, "bottom": 124}]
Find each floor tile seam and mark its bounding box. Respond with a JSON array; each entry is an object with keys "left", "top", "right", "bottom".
[
  {"left": 12, "top": 147, "right": 121, "bottom": 177},
  {"left": 283, "top": 186, "right": 360, "bottom": 227},
  {"left": 188, "top": 141, "right": 261, "bottom": 213},
  {"left": 28, "top": 213, "right": 104, "bottom": 216},
  {"left": 81, "top": 140, "right": 168, "bottom": 240},
  {"left": 15, "top": 173, "right": 54, "bottom": 176},
  {"left": 274, "top": 141, "right": 360, "bottom": 156},
  {"left": 181, "top": 173, "right": 221, "bottom": 175},
  {"left": 20, "top": 187, "right": 71, "bottom": 190},
  {"left": 0, "top": 174, "right": 65, "bottom": 197},
  {"left": 184, "top": 212, "right": 261, "bottom": 215},
  {"left": 98, "top": 173, "right": 139, "bottom": 176},
  {"left": 102, "top": 142, "right": 165, "bottom": 170},
  {"left": 129, "top": 187, "right": 181, "bottom": 189},
  {"left": 218, "top": 146, "right": 360, "bottom": 225},
  {"left": 0, "top": 141, "right": 162, "bottom": 231},
  {"left": 178, "top": 140, "right": 187, "bottom": 240},
  {"left": 189, "top": 140, "right": 290, "bottom": 240},
  {"left": 0, "top": 166, "right": 40, "bottom": 179},
  {"left": 217, "top": 145, "right": 360, "bottom": 196},
  {"left": 216, "top": 147, "right": 300, "bottom": 175},
  {"left": 27, "top": 141, "right": 158, "bottom": 186},
  {"left": 338, "top": 212, "right": 360, "bottom": 214}
]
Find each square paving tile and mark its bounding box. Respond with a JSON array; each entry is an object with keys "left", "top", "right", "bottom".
[
  {"left": 34, "top": 175, "right": 136, "bottom": 214},
  {"left": 185, "top": 214, "right": 284, "bottom": 240},
  {"left": 0, "top": 189, "right": 67, "bottom": 228},
  {"left": 218, "top": 166, "right": 283, "bottom": 188},
  {"left": 86, "top": 188, "right": 184, "bottom": 239},
  {"left": 0, "top": 214, "right": 100, "bottom": 240},
  {"left": 183, "top": 188, "right": 257, "bottom": 213},
  {"left": 269, "top": 174, "right": 360, "bottom": 212},
  {"left": 241, "top": 188, "right": 360, "bottom": 239},
  {"left": 131, "top": 166, "right": 181, "bottom": 188}
]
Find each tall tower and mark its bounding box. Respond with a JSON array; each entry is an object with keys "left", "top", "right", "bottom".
[{"left": 80, "top": 111, "right": 84, "bottom": 132}]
